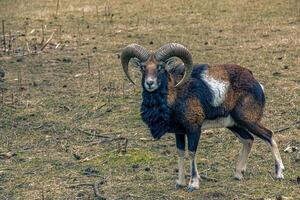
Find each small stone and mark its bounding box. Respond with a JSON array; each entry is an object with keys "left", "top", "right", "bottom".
[
  {"left": 19, "top": 86, "right": 26, "bottom": 91},
  {"left": 62, "top": 57, "right": 72, "bottom": 63},
  {"left": 276, "top": 192, "right": 283, "bottom": 200},
  {"left": 73, "top": 153, "right": 81, "bottom": 160},
  {"left": 284, "top": 145, "right": 298, "bottom": 153},
  {"left": 0, "top": 151, "right": 17, "bottom": 160},
  {"left": 132, "top": 164, "right": 139, "bottom": 170},
  {"left": 82, "top": 167, "right": 100, "bottom": 176},
  {"left": 272, "top": 71, "right": 281, "bottom": 76},
  {"left": 16, "top": 57, "right": 23, "bottom": 62},
  {"left": 145, "top": 166, "right": 151, "bottom": 171}
]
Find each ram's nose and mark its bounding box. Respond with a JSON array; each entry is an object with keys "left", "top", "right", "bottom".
[
  {"left": 146, "top": 80, "right": 155, "bottom": 88},
  {"left": 144, "top": 78, "right": 158, "bottom": 92}
]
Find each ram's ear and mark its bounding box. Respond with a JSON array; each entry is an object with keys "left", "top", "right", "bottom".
[
  {"left": 165, "top": 57, "right": 177, "bottom": 71},
  {"left": 130, "top": 58, "right": 142, "bottom": 68}
]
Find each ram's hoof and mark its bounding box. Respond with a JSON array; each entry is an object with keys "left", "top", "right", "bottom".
[
  {"left": 234, "top": 169, "right": 246, "bottom": 180},
  {"left": 276, "top": 173, "right": 284, "bottom": 180},
  {"left": 186, "top": 185, "right": 198, "bottom": 192},
  {"left": 175, "top": 182, "right": 185, "bottom": 190},
  {"left": 234, "top": 173, "right": 244, "bottom": 180}
]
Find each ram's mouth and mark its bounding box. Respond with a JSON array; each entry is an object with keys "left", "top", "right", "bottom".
[{"left": 144, "top": 84, "right": 158, "bottom": 92}]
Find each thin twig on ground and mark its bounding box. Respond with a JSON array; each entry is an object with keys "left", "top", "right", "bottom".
[
  {"left": 199, "top": 174, "right": 218, "bottom": 182},
  {"left": 40, "top": 31, "right": 55, "bottom": 51},
  {"left": 2, "top": 20, "right": 6, "bottom": 52},
  {"left": 274, "top": 120, "right": 300, "bottom": 133},
  {"left": 68, "top": 176, "right": 109, "bottom": 200},
  {"left": 93, "top": 176, "right": 109, "bottom": 200},
  {"left": 76, "top": 128, "right": 111, "bottom": 138},
  {"left": 98, "top": 136, "right": 127, "bottom": 144},
  {"left": 0, "top": 151, "right": 17, "bottom": 160}
]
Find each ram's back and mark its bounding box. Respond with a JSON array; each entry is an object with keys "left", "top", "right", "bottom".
[{"left": 171, "top": 63, "right": 265, "bottom": 107}]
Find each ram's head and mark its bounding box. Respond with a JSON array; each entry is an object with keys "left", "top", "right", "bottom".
[{"left": 121, "top": 43, "right": 193, "bottom": 92}]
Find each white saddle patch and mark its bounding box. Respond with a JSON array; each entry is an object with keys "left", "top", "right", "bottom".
[
  {"left": 259, "top": 83, "right": 264, "bottom": 91},
  {"left": 201, "top": 70, "right": 229, "bottom": 107},
  {"left": 201, "top": 115, "right": 235, "bottom": 130}
]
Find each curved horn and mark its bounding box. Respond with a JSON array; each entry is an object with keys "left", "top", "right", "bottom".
[
  {"left": 121, "top": 44, "right": 150, "bottom": 85},
  {"left": 155, "top": 43, "right": 193, "bottom": 87}
]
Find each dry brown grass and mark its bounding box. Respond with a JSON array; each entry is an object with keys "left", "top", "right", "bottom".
[{"left": 0, "top": 0, "right": 299, "bottom": 199}]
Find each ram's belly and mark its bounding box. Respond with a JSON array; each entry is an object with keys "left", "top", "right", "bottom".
[{"left": 201, "top": 115, "right": 235, "bottom": 130}]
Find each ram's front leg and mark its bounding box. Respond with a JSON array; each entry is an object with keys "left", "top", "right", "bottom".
[
  {"left": 186, "top": 128, "right": 201, "bottom": 192},
  {"left": 175, "top": 134, "right": 186, "bottom": 189}
]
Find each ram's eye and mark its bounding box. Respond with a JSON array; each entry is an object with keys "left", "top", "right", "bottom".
[
  {"left": 157, "top": 64, "right": 164, "bottom": 71},
  {"left": 140, "top": 64, "right": 146, "bottom": 71}
]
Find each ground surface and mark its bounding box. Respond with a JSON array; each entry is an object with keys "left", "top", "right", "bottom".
[{"left": 0, "top": 0, "right": 299, "bottom": 199}]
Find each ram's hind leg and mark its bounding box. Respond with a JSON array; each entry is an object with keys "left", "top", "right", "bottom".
[
  {"left": 242, "top": 122, "right": 284, "bottom": 179},
  {"left": 175, "top": 134, "right": 186, "bottom": 189},
  {"left": 228, "top": 126, "right": 254, "bottom": 180},
  {"left": 232, "top": 95, "right": 284, "bottom": 179}
]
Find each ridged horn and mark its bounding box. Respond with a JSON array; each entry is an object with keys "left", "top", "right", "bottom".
[
  {"left": 121, "top": 44, "right": 150, "bottom": 85},
  {"left": 155, "top": 43, "right": 193, "bottom": 87}
]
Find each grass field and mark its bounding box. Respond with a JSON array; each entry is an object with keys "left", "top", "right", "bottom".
[{"left": 0, "top": 0, "right": 299, "bottom": 199}]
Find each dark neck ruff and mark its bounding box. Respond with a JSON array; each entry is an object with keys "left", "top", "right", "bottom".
[{"left": 140, "top": 74, "right": 170, "bottom": 139}]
